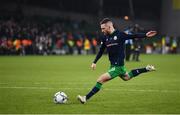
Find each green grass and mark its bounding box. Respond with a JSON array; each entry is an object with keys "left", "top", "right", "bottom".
[{"left": 0, "top": 54, "right": 180, "bottom": 114}]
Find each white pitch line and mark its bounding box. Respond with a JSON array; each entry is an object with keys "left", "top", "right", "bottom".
[
  {"left": 0, "top": 86, "right": 180, "bottom": 93},
  {"left": 0, "top": 86, "right": 54, "bottom": 90},
  {"left": 0, "top": 83, "right": 8, "bottom": 84}
]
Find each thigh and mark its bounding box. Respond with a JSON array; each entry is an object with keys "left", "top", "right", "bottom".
[
  {"left": 108, "top": 66, "right": 122, "bottom": 79},
  {"left": 97, "top": 73, "right": 112, "bottom": 84},
  {"left": 109, "top": 66, "right": 127, "bottom": 78}
]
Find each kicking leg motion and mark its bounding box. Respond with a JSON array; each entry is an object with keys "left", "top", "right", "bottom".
[
  {"left": 121, "top": 65, "right": 155, "bottom": 81},
  {"left": 77, "top": 65, "right": 155, "bottom": 104}
]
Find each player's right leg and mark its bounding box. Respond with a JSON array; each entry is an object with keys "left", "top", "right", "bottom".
[
  {"left": 129, "top": 65, "right": 155, "bottom": 77},
  {"left": 120, "top": 65, "right": 156, "bottom": 81},
  {"left": 77, "top": 72, "right": 111, "bottom": 104}
]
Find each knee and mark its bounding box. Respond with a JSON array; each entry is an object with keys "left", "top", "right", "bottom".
[
  {"left": 122, "top": 77, "right": 130, "bottom": 81},
  {"left": 97, "top": 77, "right": 104, "bottom": 84},
  {"left": 121, "top": 74, "right": 131, "bottom": 81}
]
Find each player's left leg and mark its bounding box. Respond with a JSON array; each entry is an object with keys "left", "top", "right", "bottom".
[
  {"left": 120, "top": 65, "right": 156, "bottom": 81},
  {"left": 86, "top": 73, "right": 111, "bottom": 98},
  {"left": 77, "top": 72, "right": 112, "bottom": 104}
]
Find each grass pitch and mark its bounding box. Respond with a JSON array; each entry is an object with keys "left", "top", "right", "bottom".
[{"left": 0, "top": 54, "right": 180, "bottom": 114}]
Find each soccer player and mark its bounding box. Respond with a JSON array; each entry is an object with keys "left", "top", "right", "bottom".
[{"left": 77, "top": 18, "right": 157, "bottom": 104}]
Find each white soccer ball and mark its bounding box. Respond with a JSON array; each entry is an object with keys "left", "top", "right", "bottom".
[{"left": 53, "top": 91, "right": 68, "bottom": 104}]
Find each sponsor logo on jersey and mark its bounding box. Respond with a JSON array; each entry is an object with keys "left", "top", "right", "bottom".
[
  {"left": 107, "top": 43, "right": 118, "bottom": 47},
  {"left": 114, "top": 36, "right": 117, "bottom": 40}
]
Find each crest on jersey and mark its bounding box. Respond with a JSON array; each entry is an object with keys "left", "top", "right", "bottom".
[{"left": 114, "top": 36, "right": 117, "bottom": 40}]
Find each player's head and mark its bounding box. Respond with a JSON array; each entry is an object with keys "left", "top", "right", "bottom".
[{"left": 100, "top": 18, "right": 114, "bottom": 35}]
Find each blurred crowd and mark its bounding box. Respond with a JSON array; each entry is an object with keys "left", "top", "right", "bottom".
[
  {"left": 0, "top": 17, "right": 99, "bottom": 55},
  {"left": 0, "top": 17, "right": 179, "bottom": 56}
]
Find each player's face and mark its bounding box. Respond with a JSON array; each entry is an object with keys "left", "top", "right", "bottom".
[{"left": 100, "top": 24, "right": 110, "bottom": 35}]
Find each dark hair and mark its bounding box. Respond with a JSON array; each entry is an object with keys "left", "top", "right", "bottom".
[{"left": 100, "top": 18, "right": 112, "bottom": 25}]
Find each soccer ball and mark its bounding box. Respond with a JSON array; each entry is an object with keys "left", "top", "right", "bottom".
[{"left": 53, "top": 91, "right": 68, "bottom": 104}]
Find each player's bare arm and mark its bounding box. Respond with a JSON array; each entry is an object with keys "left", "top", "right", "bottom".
[{"left": 146, "top": 31, "right": 157, "bottom": 37}]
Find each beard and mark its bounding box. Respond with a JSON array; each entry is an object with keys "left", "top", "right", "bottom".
[{"left": 103, "top": 31, "right": 109, "bottom": 35}]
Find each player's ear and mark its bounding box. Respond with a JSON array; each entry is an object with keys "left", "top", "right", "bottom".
[
  {"left": 108, "top": 25, "right": 111, "bottom": 29},
  {"left": 106, "top": 23, "right": 111, "bottom": 29}
]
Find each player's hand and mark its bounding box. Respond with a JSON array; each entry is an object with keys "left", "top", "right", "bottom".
[
  {"left": 146, "top": 31, "right": 157, "bottom": 37},
  {"left": 91, "top": 63, "right": 96, "bottom": 70}
]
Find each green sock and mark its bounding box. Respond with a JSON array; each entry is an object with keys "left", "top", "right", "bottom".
[{"left": 86, "top": 82, "right": 102, "bottom": 100}]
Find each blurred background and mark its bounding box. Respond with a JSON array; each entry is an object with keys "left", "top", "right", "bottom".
[{"left": 0, "top": 0, "right": 180, "bottom": 57}]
